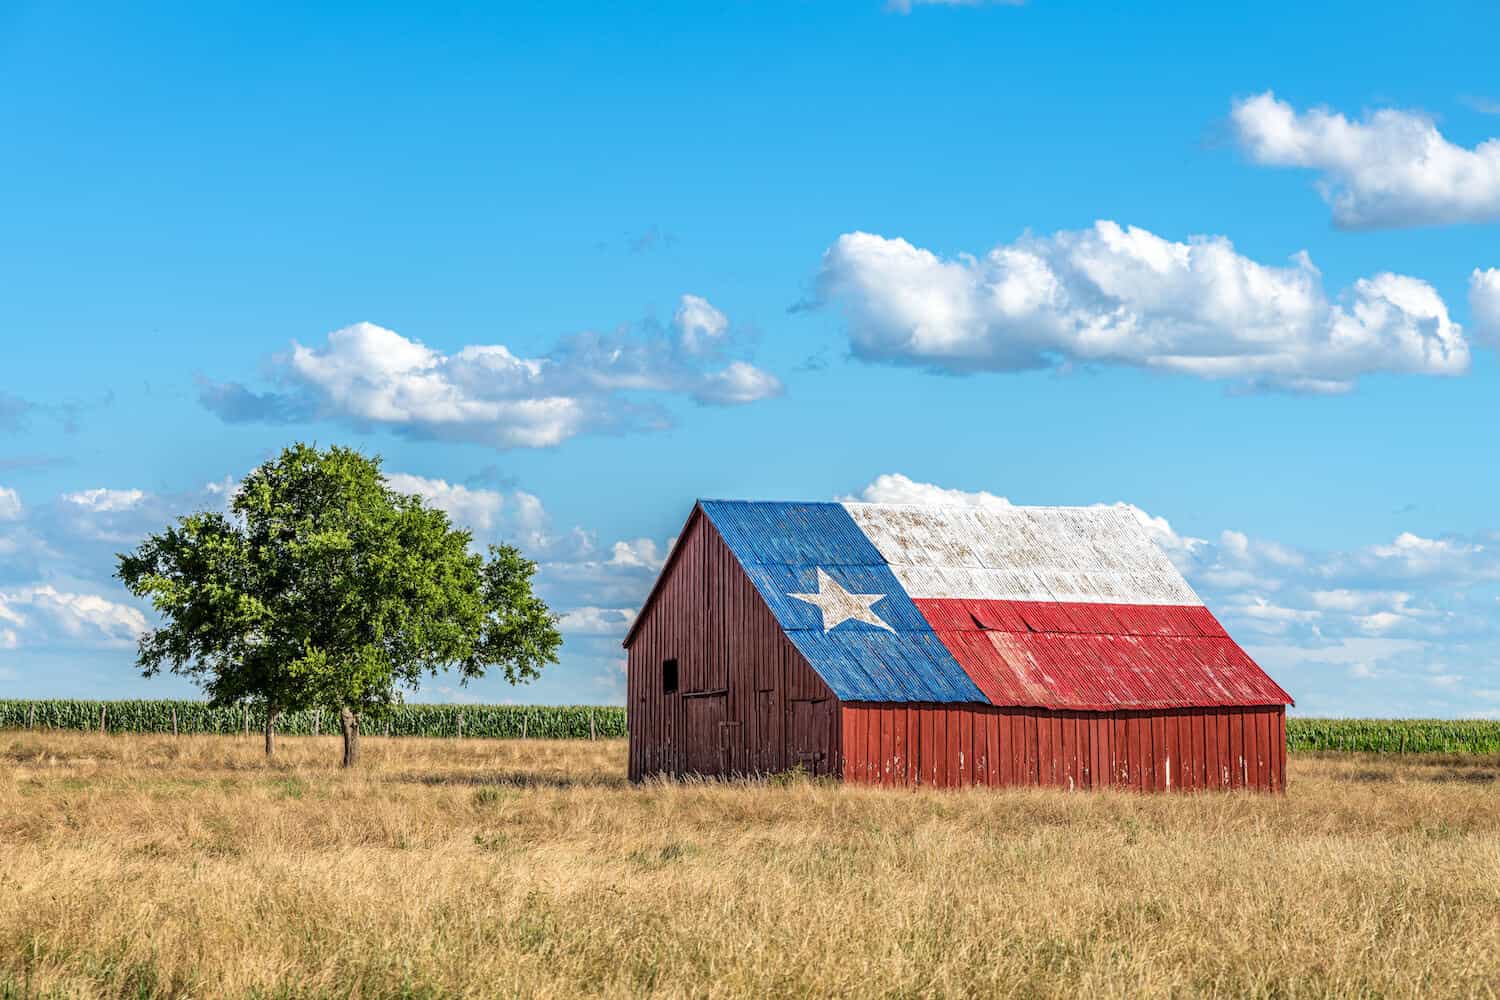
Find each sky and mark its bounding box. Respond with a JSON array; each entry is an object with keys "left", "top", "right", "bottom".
[{"left": 2, "top": 0, "right": 1500, "bottom": 717}]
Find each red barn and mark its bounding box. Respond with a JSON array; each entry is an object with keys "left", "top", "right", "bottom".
[{"left": 623, "top": 500, "right": 1293, "bottom": 791}]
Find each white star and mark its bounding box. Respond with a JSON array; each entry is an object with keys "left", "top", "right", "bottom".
[{"left": 788, "top": 568, "right": 894, "bottom": 633}]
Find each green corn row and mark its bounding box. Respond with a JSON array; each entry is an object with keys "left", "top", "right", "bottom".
[
  {"left": 0, "top": 699, "right": 627, "bottom": 739},
  {"left": 1287, "top": 718, "right": 1500, "bottom": 754}
]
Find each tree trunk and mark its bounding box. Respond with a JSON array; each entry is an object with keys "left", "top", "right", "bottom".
[
  {"left": 339, "top": 707, "right": 360, "bottom": 768},
  {"left": 264, "top": 708, "right": 281, "bottom": 758}
]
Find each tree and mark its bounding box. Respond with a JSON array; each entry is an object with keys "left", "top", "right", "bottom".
[{"left": 117, "top": 443, "right": 563, "bottom": 766}]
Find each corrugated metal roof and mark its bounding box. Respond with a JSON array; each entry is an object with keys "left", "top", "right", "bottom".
[
  {"left": 676, "top": 499, "right": 1292, "bottom": 709},
  {"left": 915, "top": 599, "right": 1291, "bottom": 710},
  {"left": 844, "top": 502, "right": 1202, "bottom": 605}
]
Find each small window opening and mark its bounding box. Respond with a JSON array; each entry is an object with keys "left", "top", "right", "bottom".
[{"left": 662, "top": 658, "right": 679, "bottom": 694}]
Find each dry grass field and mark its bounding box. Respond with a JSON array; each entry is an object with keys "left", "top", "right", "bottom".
[{"left": 2, "top": 733, "right": 1499, "bottom": 999}]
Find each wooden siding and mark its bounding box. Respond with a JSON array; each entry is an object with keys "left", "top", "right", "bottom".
[
  {"left": 840, "top": 703, "right": 1287, "bottom": 792},
  {"left": 627, "top": 510, "right": 839, "bottom": 780}
]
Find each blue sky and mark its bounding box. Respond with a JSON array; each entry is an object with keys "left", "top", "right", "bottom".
[{"left": 3, "top": 0, "right": 1500, "bottom": 716}]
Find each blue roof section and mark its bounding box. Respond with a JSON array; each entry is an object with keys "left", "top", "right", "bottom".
[{"left": 699, "top": 500, "right": 986, "bottom": 704}]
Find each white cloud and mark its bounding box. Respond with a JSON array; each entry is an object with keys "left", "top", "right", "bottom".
[
  {"left": 1350, "top": 532, "right": 1491, "bottom": 581},
  {"left": 60, "top": 488, "right": 147, "bottom": 512},
  {"left": 607, "top": 538, "right": 667, "bottom": 571},
  {"left": 694, "top": 361, "right": 784, "bottom": 405},
  {"left": 0, "top": 586, "right": 146, "bottom": 646},
  {"left": 558, "top": 606, "right": 637, "bottom": 636},
  {"left": 815, "top": 223, "right": 1468, "bottom": 393},
  {"left": 0, "top": 487, "right": 21, "bottom": 521},
  {"left": 674, "top": 294, "right": 729, "bottom": 354},
  {"left": 1470, "top": 268, "right": 1500, "bottom": 347},
  {"left": 1220, "top": 595, "right": 1322, "bottom": 635},
  {"left": 844, "top": 472, "right": 1013, "bottom": 510},
  {"left": 201, "top": 315, "right": 781, "bottom": 450},
  {"left": 1231, "top": 91, "right": 1500, "bottom": 228},
  {"left": 385, "top": 473, "right": 508, "bottom": 534}
]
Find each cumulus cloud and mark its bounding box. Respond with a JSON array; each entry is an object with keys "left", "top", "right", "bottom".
[
  {"left": 0, "top": 487, "right": 21, "bottom": 521},
  {"left": 844, "top": 472, "right": 1013, "bottom": 510},
  {"left": 673, "top": 294, "right": 729, "bottom": 354},
  {"left": 60, "top": 488, "right": 147, "bottom": 512},
  {"left": 385, "top": 473, "right": 509, "bottom": 534},
  {"left": 814, "top": 222, "right": 1467, "bottom": 393},
  {"left": 201, "top": 310, "right": 781, "bottom": 450},
  {"left": 558, "top": 606, "right": 637, "bottom": 635},
  {"left": 607, "top": 538, "right": 668, "bottom": 571},
  {"left": 0, "top": 586, "right": 147, "bottom": 646},
  {"left": 1231, "top": 91, "right": 1500, "bottom": 229},
  {"left": 1470, "top": 268, "right": 1500, "bottom": 346}
]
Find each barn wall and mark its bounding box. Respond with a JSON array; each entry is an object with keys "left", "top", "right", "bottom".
[
  {"left": 626, "top": 511, "right": 839, "bottom": 781},
  {"left": 840, "top": 703, "right": 1287, "bottom": 792}
]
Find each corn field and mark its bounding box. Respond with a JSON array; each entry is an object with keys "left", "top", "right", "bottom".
[
  {"left": 3, "top": 702, "right": 1497, "bottom": 753},
  {"left": 1286, "top": 717, "right": 1500, "bottom": 754},
  {"left": 0, "top": 699, "right": 626, "bottom": 740}
]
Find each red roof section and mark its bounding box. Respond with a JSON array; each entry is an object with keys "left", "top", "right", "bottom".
[{"left": 916, "top": 599, "right": 1294, "bottom": 710}]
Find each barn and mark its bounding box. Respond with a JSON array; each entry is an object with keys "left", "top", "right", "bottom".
[{"left": 623, "top": 500, "right": 1293, "bottom": 792}]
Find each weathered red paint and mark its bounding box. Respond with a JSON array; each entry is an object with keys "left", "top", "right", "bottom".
[
  {"left": 627, "top": 509, "right": 840, "bottom": 781},
  {"left": 916, "top": 598, "right": 1291, "bottom": 711},
  {"left": 836, "top": 704, "right": 1285, "bottom": 792}
]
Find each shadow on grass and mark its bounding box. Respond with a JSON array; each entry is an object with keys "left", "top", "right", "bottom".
[
  {"left": 394, "top": 770, "right": 632, "bottom": 791},
  {"left": 1343, "top": 766, "right": 1497, "bottom": 785}
]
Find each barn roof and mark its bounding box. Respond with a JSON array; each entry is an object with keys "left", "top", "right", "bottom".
[{"left": 626, "top": 499, "right": 1292, "bottom": 711}]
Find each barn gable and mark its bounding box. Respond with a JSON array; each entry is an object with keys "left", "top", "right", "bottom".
[{"left": 624, "top": 507, "right": 840, "bottom": 780}]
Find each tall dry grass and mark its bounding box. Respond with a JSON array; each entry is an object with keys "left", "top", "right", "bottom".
[{"left": 2, "top": 732, "right": 1498, "bottom": 999}]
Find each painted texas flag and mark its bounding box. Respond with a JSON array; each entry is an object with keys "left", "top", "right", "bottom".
[{"left": 698, "top": 500, "right": 1292, "bottom": 710}]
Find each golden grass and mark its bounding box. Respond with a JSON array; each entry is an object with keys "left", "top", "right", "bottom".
[{"left": 2, "top": 733, "right": 1499, "bottom": 999}]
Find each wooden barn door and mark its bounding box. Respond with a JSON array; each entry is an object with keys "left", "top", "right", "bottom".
[
  {"left": 790, "top": 698, "right": 834, "bottom": 775},
  {"left": 686, "top": 695, "right": 727, "bottom": 776}
]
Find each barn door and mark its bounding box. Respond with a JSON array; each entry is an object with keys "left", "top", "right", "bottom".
[
  {"left": 686, "top": 695, "right": 727, "bottom": 776},
  {"left": 789, "top": 698, "right": 834, "bottom": 776}
]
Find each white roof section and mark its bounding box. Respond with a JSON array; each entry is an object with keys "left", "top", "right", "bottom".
[{"left": 842, "top": 502, "right": 1202, "bottom": 606}]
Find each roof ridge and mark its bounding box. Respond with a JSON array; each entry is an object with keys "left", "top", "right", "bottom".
[{"left": 699, "top": 497, "right": 1136, "bottom": 514}]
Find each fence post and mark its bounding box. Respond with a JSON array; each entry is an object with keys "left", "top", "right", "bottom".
[
  {"left": 171, "top": 705, "right": 178, "bottom": 738},
  {"left": 457, "top": 710, "right": 463, "bottom": 739},
  {"left": 521, "top": 715, "right": 527, "bottom": 740},
  {"left": 100, "top": 705, "right": 106, "bottom": 734},
  {"left": 314, "top": 710, "right": 320, "bottom": 737},
  {"left": 27, "top": 703, "right": 34, "bottom": 730},
  {"left": 244, "top": 707, "right": 249, "bottom": 738},
  {"left": 590, "top": 709, "right": 596, "bottom": 741}
]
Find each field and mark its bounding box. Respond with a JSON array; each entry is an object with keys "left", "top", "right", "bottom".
[{"left": 3, "top": 733, "right": 1499, "bottom": 998}]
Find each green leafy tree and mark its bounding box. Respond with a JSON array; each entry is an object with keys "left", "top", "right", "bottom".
[{"left": 117, "top": 443, "right": 562, "bottom": 766}]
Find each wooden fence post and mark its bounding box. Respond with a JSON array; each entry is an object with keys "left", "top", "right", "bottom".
[
  {"left": 27, "top": 703, "right": 34, "bottom": 730},
  {"left": 244, "top": 707, "right": 249, "bottom": 738},
  {"left": 457, "top": 711, "right": 463, "bottom": 739},
  {"left": 521, "top": 715, "right": 527, "bottom": 740},
  {"left": 590, "top": 709, "right": 596, "bottom": 741},
  {"left": 99, "top": 705, "right": 106, "bottom": 734},
  {"left": 171, "top": 705, "right": 178, "bottom": 738}
]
